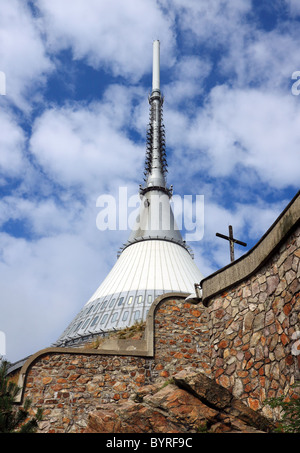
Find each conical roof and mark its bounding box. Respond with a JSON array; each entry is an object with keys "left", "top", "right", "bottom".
[{"left": 55, "top": 41, "right": 203, "bottom": 347}]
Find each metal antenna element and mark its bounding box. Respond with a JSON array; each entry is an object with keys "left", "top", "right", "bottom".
[
  {"left": 140, "top": 40, "right": 171, "bottom": 198},
  {"left": 152, "top": 39, "right": 160, "bottom": 91},
  {"left": 216, "top": 225, "right": 247, "bottom": 262}
]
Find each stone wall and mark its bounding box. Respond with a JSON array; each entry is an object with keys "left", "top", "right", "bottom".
[
  {"left": 153, "top": 299, "right": 211, "bottom": 378},
  {"left": 149, "top": 226, "right": 299, "bottom": 418},
  {"left": 24, "top": 353, "right": 154, "bottom": 433},
  {"left": 21, "top": 299, "right": 211, "bottom": 432},
  {"left": 15, "top": 194, "right": 300, "bottom": 433},
  {"left": 205, "top": 224, "right": 300, "bottom": 418}
]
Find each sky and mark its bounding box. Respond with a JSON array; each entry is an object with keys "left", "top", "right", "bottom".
[{"left": 0, "top": 0, "right": 299, "bottom": 363}]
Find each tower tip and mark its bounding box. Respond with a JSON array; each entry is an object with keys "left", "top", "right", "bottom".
[{"left": 152, "top": 40, "right": 160, "bottom": 92}]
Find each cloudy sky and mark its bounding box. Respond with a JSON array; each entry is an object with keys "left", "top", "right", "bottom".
[{"left": 0, "top": 0, "right": 299, "bottom": 363}]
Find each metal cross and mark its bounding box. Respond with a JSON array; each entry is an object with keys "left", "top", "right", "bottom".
[{"left": 216, "top": 225, "right": 247, "bottom": 262}]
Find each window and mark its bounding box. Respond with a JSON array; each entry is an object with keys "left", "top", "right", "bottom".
[
  {"left": 101, "top": 300, "right": 108, "bottom": 310},
  {"left": 136, "top": 295, "right": 143, "bottom": 304},
  {"left": 93, "top": 303, "right": 100, "bottom": 312},
  {"left": 147, "top": 295, "right": 152, "bottom": 304},
  {"left": 74, "top": 321, "right": 83, "bottom": 332},
  {"left": 118, "top": 297, "right": 124, "bottom": 306},
  {"left": 122, "top": 311, "right": 129, "bottom": 321},
  {"left": 82, "top": 318, "right": 91, "bottom": 329},
  {"left": 70, "top": 323, "right": 78, "bottom": 334},
  {"left": 109, "top": 298, "right": 116, "bottom": 308},
  {"left": 133, "top": 310, "right": 141, "bottom": 320},
  {"left": 100, "top": 314, "right": 108, "bottom": 325},
  {"left": 111, "top": 312, "right": 118, "bottom": 323},
  {"left": 90, "top": 316, "right": 99, "bottom": 327},
  {"left": 127, "top": 296, "right": 133, "bottom": 305},
  {"left": 86, "top": 305, "right": 93, "bottom": 314}
]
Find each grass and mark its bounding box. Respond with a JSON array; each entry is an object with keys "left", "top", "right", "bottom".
[{"left": 83, "top": 321, "right": 146, "bottom": 349}]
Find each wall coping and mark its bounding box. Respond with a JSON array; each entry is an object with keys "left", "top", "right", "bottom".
[
  {"left": 201, "top": 190, "right": 300, "bottom": 307},
  {"left": 14, "top": 292, "right": 189, "bottom": 403}
]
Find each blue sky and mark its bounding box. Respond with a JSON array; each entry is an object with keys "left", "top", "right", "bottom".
[{"left": 0, "top": 0, "right": 299, "bottom": 363}]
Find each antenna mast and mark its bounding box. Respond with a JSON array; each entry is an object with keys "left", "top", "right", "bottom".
[
  {"left": 152, "top": 39, "right": 160, "bottom": 91},
  {"left": 141, "top": 40, "right": 171, "bottom": 197}
]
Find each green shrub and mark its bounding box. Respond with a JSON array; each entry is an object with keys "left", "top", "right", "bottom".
[
  {"left": 264, "top": 385, "right": 300, "bottom": 433},
  {"left": 0, "top": 359, "right": 43, "bottom": 433}
]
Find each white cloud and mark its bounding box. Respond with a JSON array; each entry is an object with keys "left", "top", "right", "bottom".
[
  {"left": 190, "top": 196, "right": 286, "bottom": 276},
  {"left": 0, "top": 0, "right": 53, "bottom": 111},
  {"left": 167, "top": 84, "right": 300, "bottom": 189},
  {"left": 164, "top": 0, "right": 252, "bottom": 45},
  {"left": 205, "top": 86, "right": 300, "bottom": 187},
  {"left": 221, "top": 27, "right": 300, "bottom": 90},
  {"left": 0, "top": 194, "right": 83, "bottom": 238},
  {"left": 0, "top": 109, "right": 27, "bottom": 180},
  {"left": 286, "top": 0, "right": 300, "bottom": 16},
  {"left": 165, "top": 0, "right": 300, "bottom": 92},
  {"left": 35, "top": 0, "right": 175, "bottom": 81},
  {"left": 0, "top": 108, "right": 34, "bottom": 187},
  {"left": 0, "top": 232, "right": 97, "bottom": 360},
  {"left": 29, "top": 99, "right": 144, "bottom": 192},
  {"left": 0, "top": 198, "right": 127, "bottom": 362},
  {"left": 164, "top": 56, "right": 212, "bottom": 107}
]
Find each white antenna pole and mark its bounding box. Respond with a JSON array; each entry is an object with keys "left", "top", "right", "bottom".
[{"left": 152, "top": 40, "right": 160, "bottom": 92}]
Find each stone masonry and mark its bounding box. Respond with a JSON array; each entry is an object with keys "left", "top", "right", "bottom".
[
  {"left": 25, "top": 354, "right": 154, "bottom": 433},
  {"left": 206, "top": 225, "right": 300, "bottom": 418},
  {"left": 152, "top": 225, "right": 300, "bottom": 419},
  {"left": 11, "top": 192, "right": 300, "bottom": 432}
]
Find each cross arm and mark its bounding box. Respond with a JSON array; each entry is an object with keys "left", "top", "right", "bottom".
[{"left": 216, "top": 232, "right": 247, "bottom": 247}]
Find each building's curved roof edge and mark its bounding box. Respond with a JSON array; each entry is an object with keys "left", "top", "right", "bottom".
[{"left": 117, "top": 235, "right": 194, "bottom": 258}]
